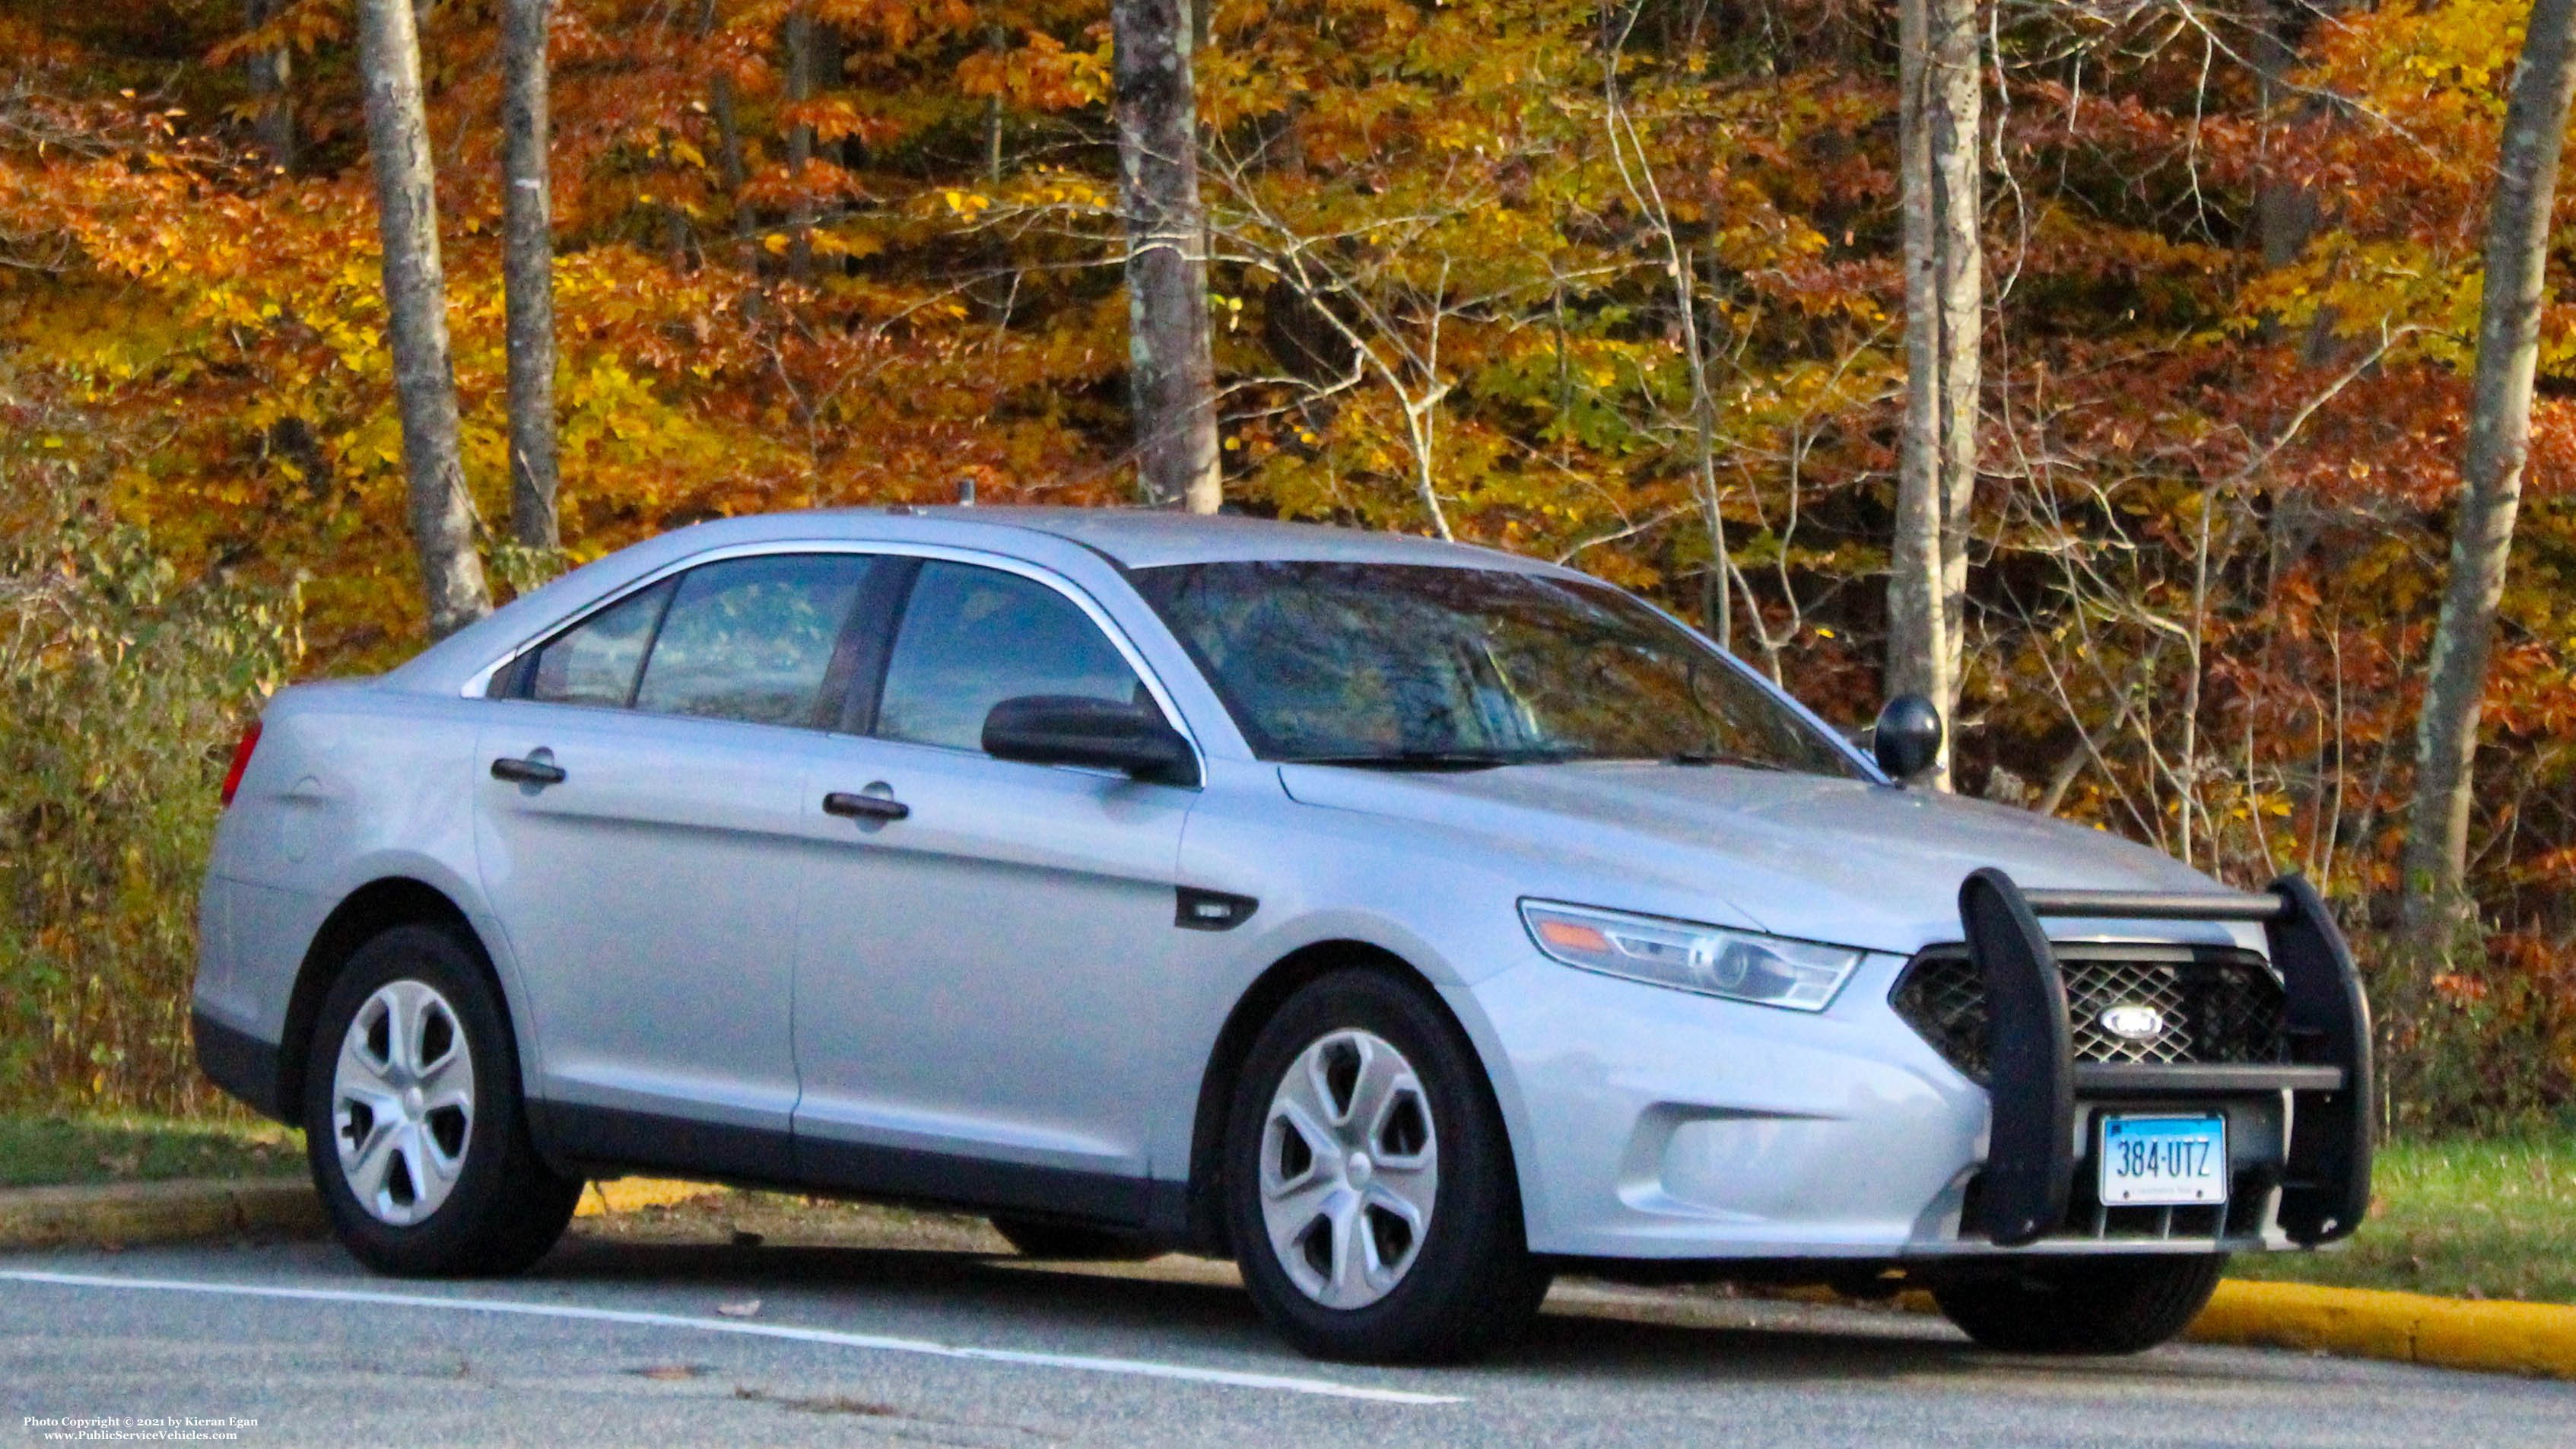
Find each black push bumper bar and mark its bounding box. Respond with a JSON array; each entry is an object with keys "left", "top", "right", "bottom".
[{"left": 1959, "top": 868, "right": 2372, "bottom": 1248}]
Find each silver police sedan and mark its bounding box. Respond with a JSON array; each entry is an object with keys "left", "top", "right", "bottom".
[{"left": 192, "top": 508, "right": 2371, "bottom": 1363}]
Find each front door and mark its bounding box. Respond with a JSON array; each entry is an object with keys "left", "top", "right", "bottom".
[
  {"left": 791, "top": 558, "right": 1195, "bottom": 1219},
  {"left": 475, "top": 551, "right": 895, "bottom": 1177}
]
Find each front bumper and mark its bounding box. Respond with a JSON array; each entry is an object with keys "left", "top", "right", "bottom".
[{"left": 1464, "top": 869, "right": 2372, "bottom": 1263}]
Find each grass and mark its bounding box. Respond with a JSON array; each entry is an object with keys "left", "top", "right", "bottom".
[
  {"left": 0, "top": 1114, "right": 303, "bottom": 1189},
  {"left": 2229, "top": 1133, "right": 2576, "bottom": 1304}
]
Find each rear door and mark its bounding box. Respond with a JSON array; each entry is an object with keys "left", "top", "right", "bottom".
[
  {"left": 790, "top": 557, "right": 1197, "bottom": 1218},
  {"left": 475, "top": 551, "right": 900, "bottom": 1176}
]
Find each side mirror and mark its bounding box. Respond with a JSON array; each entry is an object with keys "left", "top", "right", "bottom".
[
  {"left": 982, "top": 695, "right": 1198, "bottom": 786},
  {"left": 1872, "top": 693, "right": 1943, "bottom": 783}
]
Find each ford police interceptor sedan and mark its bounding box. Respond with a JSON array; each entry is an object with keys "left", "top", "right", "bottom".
[{"left": 193, "top": 507, "right": 2371, "bottom": 1363}]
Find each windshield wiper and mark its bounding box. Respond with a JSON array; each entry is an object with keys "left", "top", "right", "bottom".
[
  {"left": 1285, "top": 749, "right": 1542, "bottom": 772},
  {"left": 1665, "top": 749, "right": 1786, "bottom": 771}
]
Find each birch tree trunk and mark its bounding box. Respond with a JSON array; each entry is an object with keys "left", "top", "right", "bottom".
[
  {"left": 783, "top": 5, "right": 816, "bottom": 284},
  {"left": 244, "top": 0, "right": 295, "bottom": 168},
  {"left": 501, "top": 0, "right": 561, "bottom": 552},
  {"left": 1888, "top": 0, "right": 1980, "bottom": 787},
  {"left": 2400, "top": 0, "right": 2576, "bottom": 953},
  {"left": 1113, "top": 0, "right": 1222, "bottom": 514},
  {"left": 355, "top": 0, "right": 489, "bottom": 638}
]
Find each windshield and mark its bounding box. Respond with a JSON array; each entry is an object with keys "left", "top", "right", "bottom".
[{"left": 1131, "top": 561, "right": 1864, "bottom": 777}]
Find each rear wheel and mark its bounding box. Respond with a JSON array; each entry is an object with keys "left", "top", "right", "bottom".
[
  {"left": 302, "top": 924, "right": 580, "bottom": 1277},
  {"left": 1223, "top": 970, "right": 1550, "bottom": 1364},
  {"left": 1933, "top": 1254, "right": 2225, "bottom": 1355}
]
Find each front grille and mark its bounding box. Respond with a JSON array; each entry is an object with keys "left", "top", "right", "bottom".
[{"left": 1889, "top": 942, "right": 2288, "bottom": 1082}]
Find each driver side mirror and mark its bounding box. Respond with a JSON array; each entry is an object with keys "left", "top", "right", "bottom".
[
  {"left": 1870, "top": 693, "right": 1943, "bottom": 784},
  {"left": 982, "top": 694, "right": 1199, "bottom": 786}
]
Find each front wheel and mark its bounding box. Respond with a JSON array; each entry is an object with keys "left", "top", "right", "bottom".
[
  {"left": 1223, "top": 970, "right": 1550, "bottom": 1364},
  {"left": 302, "top": 924, "right": 581, "bottom": 1277},
  {"left": 1933, "top": 1254, "right": 2226, "bottom": 1355}
]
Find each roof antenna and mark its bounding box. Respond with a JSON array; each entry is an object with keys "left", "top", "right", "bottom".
[{"left": 955, "top": 476, "right": 977, "bottom": 507}]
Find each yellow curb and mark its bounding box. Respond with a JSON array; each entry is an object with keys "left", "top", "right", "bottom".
[
  {"left": 2189, "top": 1279, "right": 2576, "bottom": 1379},
  {"left": 574, "top": 1177, "right": 723, "bottom": 1217}
]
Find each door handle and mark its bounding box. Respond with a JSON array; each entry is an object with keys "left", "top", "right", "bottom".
[
  {"left": 491, "top": 755, "right": 567, "bottom": 786},
  {"left": 824, "top": 790, "right": 910, "bottom": 822}
]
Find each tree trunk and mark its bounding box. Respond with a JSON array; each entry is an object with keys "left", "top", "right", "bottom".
[
  {"left": 1113, "top": 0, "right": 1222, "bottom": 514},
  {"left": 1888, "top": 0, "right": 1980, "bottom": 787},
  {"left": 244, "top": 0, "right": 295, "bottom": 168},
  {"left": 783, "top": 4, "right": 816, "bottom": 283},
  {"left": 2400, "top": 0, "right": 2576, "bottom": 954},
  {"left": 501, "top": 0, "right": 561, "bottom": 552},
  {"left": 354, "top": 0, "right": 490, "bottom": 638}
]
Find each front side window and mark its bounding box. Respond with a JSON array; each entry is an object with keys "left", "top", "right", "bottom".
[
  {"left": 1132, "top": 561, "right": 1863, "bottom": 777},
  {"left": 875, "top": 561, "right": 1147, "bottom": 752},
  {"left": 631, "top": 554, "right": 879, "bottom": 727}
]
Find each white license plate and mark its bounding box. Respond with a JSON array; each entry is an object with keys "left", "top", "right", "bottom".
[{"left": 2098, "top": 1114, "right": 2228, "bottom": 1206}]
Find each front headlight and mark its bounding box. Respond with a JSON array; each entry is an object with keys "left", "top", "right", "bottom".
[{"left": 1519, "top": 900, "right": 1862, "bottom": 1012}]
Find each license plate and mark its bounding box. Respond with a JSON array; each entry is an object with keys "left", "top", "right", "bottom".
[{"left": 2098, "top": 1114, "right": 2228, "bottom": 1206}]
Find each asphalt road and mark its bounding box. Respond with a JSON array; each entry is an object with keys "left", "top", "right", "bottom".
[{"left": 4, "top": 1232, "right": 2568, "bottom": 1448}]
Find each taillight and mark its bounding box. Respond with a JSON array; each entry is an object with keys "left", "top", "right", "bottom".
[{"left": 220, "top": 721, "right": 262, "bottom": 807}]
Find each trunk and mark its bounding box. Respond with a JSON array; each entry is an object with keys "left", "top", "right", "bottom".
[
  {"left": 2399, "top": 0, "right": 2576, "bottom": 954},
  {"left": 501, "top": 0, "right": 561, "bottom": 552},
  {"left": 1888, "top": 0, "right": 1979, "bottom": 787},
  {"left": 1930, "top": 0, "right": 1981, "bottom": 695},
  {"left": 699, "top": 0, "right": 754, "bottom": 260},
  {"left": 1113, "top": 0, "right": 1222, "bottom": 514},
  {"left": 354, "top": 0, "right": 489, "bottom": 638},
  {"left": 244, "top": 0, "right": 295, "bottom": 168},
  {"left": 783, "top": 5, "right": 816, "bottom": 283}
]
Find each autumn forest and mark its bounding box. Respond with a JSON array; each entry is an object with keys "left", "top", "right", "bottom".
[{"left": 1, "top": 0, "right": 2571, "bottom": 1122}]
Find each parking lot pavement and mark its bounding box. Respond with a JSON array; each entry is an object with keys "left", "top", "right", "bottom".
[{"left": 5, "top": 1236, "right": 2569, "bottom": 1448}]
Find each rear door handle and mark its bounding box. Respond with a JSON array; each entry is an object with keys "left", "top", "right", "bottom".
[
  {"left": 823, "top": 790, "right": 910, "bottom": 822},
  {"left": 491, "top": 755, "right": 567, "bottom": 786}
]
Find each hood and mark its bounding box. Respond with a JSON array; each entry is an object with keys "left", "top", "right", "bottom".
[{"left": 1277, "top": 761, "right": 2252, "bottom": 955}]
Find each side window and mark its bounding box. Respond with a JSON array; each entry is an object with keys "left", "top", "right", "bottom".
[
  {"left": 632, "top": 554, "right": 880, "bottom": 727},
  {"left": 875, "top": 562, "right": 1147, "bottom": 752},
  {"left": 526, "top": 579, "right": 674, "bottom": 708}
]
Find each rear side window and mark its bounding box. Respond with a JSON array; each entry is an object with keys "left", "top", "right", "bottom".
[
  {"left": 875, "top": 562, "right": 1145, "bottom": 752},
  {"left": 631, "top": 554, "right": 880, "bottom": 727},
  {"left": 526, "top": 579, "right": 673, "bottom": 708}
]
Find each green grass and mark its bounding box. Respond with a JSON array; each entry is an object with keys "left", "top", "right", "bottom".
[
  {"left": 0, "top": 1114, "right": 303, "bottom": 1188},
  {"left": 2230, "top": 1134, "right": 2576, "bottom": 1304}
]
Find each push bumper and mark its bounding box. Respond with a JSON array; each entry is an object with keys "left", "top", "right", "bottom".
[{"left": 1959, "top": 869, "right": 2373, "bottom": 1248}]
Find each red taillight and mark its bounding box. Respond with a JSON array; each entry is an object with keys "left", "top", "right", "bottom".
[{"left": 220, "top": 721, "right": 262, "bottom": 807}]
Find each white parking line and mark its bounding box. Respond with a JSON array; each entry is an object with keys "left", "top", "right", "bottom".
[{"left": 0, "top": 1269, "right": 1463, "bottom": 1406}]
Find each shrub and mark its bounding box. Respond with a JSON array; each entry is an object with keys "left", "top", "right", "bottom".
[{"left": 0, "top": 509, "right": 297, "bottom": 1114}]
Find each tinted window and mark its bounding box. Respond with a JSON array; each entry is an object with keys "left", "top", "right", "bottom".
[
  {"left": 1132, "top": 561, "right": 1861, "bottom": 777},
  {"left": 526, "top": 579, "right": 673, "bottom": 708},
  {"left": 876, "top": 562, "right": 1145, "bottom": 752},
  {"left": 632, "top": 554, "right": 878, "bottom": 727}
]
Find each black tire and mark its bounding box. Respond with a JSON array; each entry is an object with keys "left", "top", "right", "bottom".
[
  {"left": 1933, "top": 1254, "right": 2226, "bottom": 1355},
  {"left": 1223, "top": 969, "right": 1551, "bottom": 1364},
  {"left": 302, "top": 923, "right": 581, "bottom": 1277},
  {"left": 989, "top": 1217, "right": 1163, "bottom": 1261}
]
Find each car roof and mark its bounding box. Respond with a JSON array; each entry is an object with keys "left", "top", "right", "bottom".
[
  {"left": 380, "top": 507, "right": 1570, "bottom": 697},
  {"left": 808, "top": 506, "right": 1561, "bottom": 573}
]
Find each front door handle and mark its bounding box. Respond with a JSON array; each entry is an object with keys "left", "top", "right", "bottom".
[
  {"left": 491, "top": 755, "right": 567, "bottom": 786},
  {"left": 824, "top": 790, "right": 910, "bottom": 822}
]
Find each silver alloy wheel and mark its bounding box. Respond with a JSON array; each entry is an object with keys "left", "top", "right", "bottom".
[
  {"left": 330, "top": 979, "right": 475, "bottom": 1227},
  {"left": 1259, "top": 1028, "right": 1439, "bottom": 1310}
]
